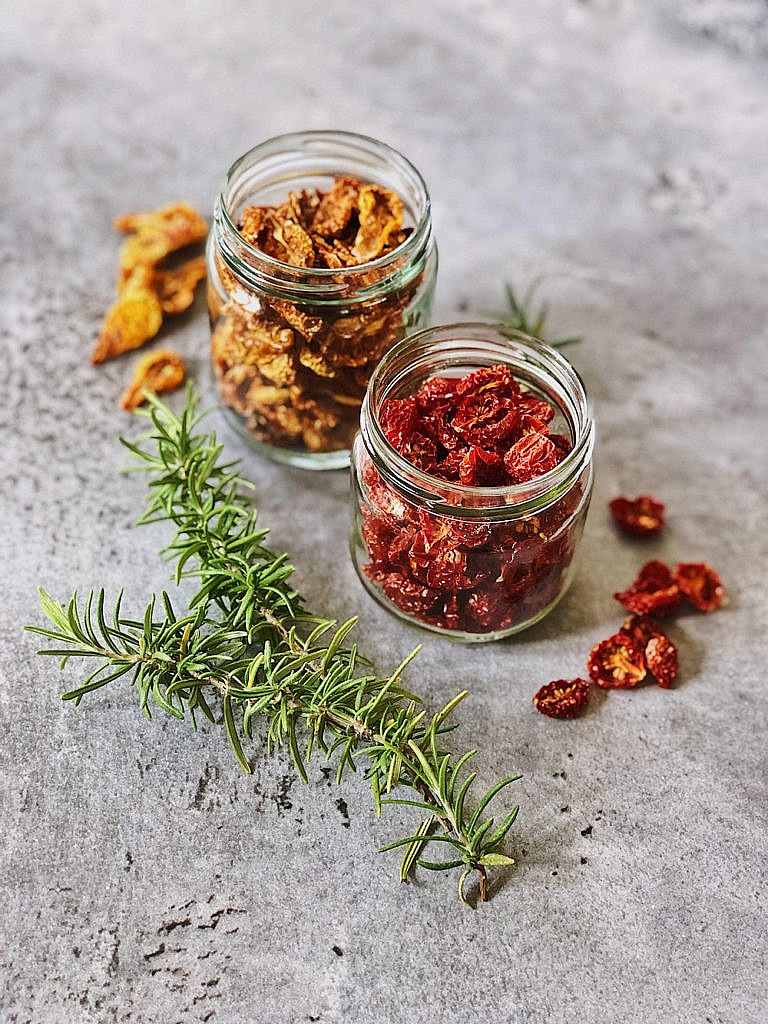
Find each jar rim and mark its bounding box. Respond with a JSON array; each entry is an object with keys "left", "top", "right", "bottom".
[
  {"left": 359, "top": 323, "right": 595, "bottom": 517},
  {"left": 214, "top": 130, "right": 433, "bottom": 298}
]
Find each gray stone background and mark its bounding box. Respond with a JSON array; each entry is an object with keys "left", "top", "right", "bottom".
[{"left": 1, "top": 2, "right": 767, "bottom": 1022}]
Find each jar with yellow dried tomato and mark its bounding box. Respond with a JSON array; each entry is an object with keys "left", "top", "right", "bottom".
[
  {"left": 350, "top": 324, "right": 595, "bottom": 641},
  {"left": 207, "top": 131, "right": 437, "bottom": 469}
]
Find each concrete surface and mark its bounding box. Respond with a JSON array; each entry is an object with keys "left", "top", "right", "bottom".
[{"left": 1, "top": 2, "right": 767, "bottom": 1022}]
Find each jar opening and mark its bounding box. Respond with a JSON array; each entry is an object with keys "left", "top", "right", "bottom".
[
  {"left": 214, "top": 130, "right": 433, "bottom": 302},
  {"left": 360, "top": 323, "right": 595, "bottom": 517}
]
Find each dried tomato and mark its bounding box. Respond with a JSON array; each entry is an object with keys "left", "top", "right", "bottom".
[
  {"left": 458, "top": 446, "right": 506, "bottom": 486},
  {"left": 416, "top": 375, "right": 459, "bottom": 410},
  {"left": 361, "top": 364, "right": 580, "bottom": 633},
  {"left": 587, "top": 633, "right": 647, "bottom": 689},
  {"left": 504, "top": 432, "right": 561, "bottom": 483},
  {"left": 532, "top": 678, "right": 590, "bottom": 719},
  {"left": 380, "top": 573, "right": 440, "bottom": 617},
  {"left": 455, "top": 364, "right": 519, "bottom": 399},
  {"left": 645, "top": 635, "right": 678, "bottom": 689},
  {"left": 451, "top": 393, "right": 521, "bottom": 445},
  {"left": 400, "top": 432, "right": 438, "bottom": 473},
  {"left": 609, "top": 495, "right": 665, "bottom": 538},
  {"left": 614, "top": 560, "right": 681, "bottom": 617},
  {"left": 517, "top": 394, "right": 556, "bottom": 432},
  {"left": 619, "top": 614, "right": 668, "bottom": 649},
  {"left": 381, "top": 396, "right": 420, "bottom": 446},
  {"left": 674, "top": 562, "right": 724, "bottom": 613},
  {"left": 466, "top": 587, "right": 513, "bottom": 630}
]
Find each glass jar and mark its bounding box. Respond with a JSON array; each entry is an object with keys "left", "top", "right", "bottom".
[
  {"left": 350, "top": 324, "right": 595, "bottom": 642},
  {"left": 207, "top": 130, "right": 437, "bottom": 470}
]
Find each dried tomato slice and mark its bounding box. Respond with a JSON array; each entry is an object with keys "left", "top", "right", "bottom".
[
  {"left": 451, "top": 392, "right": 521, "bottom": 446},
  {"left": 416, "top": 375, "right": 460, "bottom": 410},
  {"left": 458, "top": 446, "right": 506, "bottom": 486},
  {"left": 587, "top": 633, "right": 647, "bottom": 689},
  {"left": 504, "top": 431, "right": 561, "bottom": 483},
  {"left": 645, "top": 635, "right": 678, "bottom": 689},
  {"left": 380, "top": 396, "right": 420, "bottom": 446},
  {"left": 399, "top": 432, "right": 438, "bottom": 473},
  {"left": 619, "top": 614, "right": 668, "bottom": 649},
  {"left": 614, "top": 560, "right": 681, "bottom": 616},
  {"left": 674, "top": 562, "right": 724, "bottom": 613},
  {"left": 609, "top": 495, "right": 665, "bottom": 537},
  {"left": 455, "top": 364, "right": 519, "bottom": 399},
  {"left": 380, "top": 573, "right": 440, "bottom": 616},
  {"left": 532, "top": 678, "right": 590, "bottom": 719}
]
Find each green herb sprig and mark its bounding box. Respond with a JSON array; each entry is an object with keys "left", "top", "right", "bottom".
[
  {"left": 499, "top": 280, "right": 581, "bottom": 348},
  {"left": 27, "top": 388, "right": 520, "bottom": 906}
]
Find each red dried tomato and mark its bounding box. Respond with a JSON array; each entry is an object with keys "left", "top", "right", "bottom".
[
  {"left": 674, "top": 562, "right": 724, "bottom": 613},
  {"left": 452, "top": 392, "right": 521, "bottom": 445},
  {"left": 645, "top": 635, "right": 678, "bottom": 689},
  {"left": 458, "top": 446, "right": 506, "bottom": 486},
  {"left": 609, "top": 495, "right": 665, "bottom": 537},
  {"left": 455, "top": 364, "right": 518, "bottom": 399},
  {"left": 504, "top": 431, "right": 561, "bottom": 483},
  {"left": 587, "top": 633, "right": 647, "bottom": 689},
  {"left": 619, "top": 614, "right": 668, "bottom": 649},
  {"left": 380, "top": 573, "right": 440, "bottom": 616},
  {"left": 381, "top": 396, "right": 419, "bottom": 446},
  {"left": 363, "top": 365, "right": 580, "bottom": 633},
  {"left": 532, "top": 678, "right": 590, "bottom": 719},
  {"left": 517, "top": 394, "right": 556, "bottom": 422},
  {"left": 416, "top": 375, "right": 459, "bottom": 410},
  {"left": 549, "top": 433, "right": 573, "bottom": 456},
  {"left": 614, "top": 560, "right": 681, "bottom": 616},
  {"left": 399, "top": 432, "right": 438, "bottom": 472}
]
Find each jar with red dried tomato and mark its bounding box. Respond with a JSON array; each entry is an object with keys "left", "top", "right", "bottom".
[
  {"left": 350, "top": 324, "right": 595, "bottom": 641},
  {"left": 207, "top": 131, "right": 437, "bottom": 469}
]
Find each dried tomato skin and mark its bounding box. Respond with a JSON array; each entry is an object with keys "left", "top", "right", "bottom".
[
  {"left": 587, "top": 633, "right": 647, "bottom": 689},
  {"left": 532, "top": 678, "right": 590, "bottom": 719},
  {"left": 614, "top": 560, "right": 681, "bottom": 617},
  {"left": 609, "top": 495, "right": 665, "bottom": 537},
  {"left": 674, "top": 562, "right": 724, "bottom": 613},
  {"left": 645, "top": 635, "right": 679, "bottom": 689}
]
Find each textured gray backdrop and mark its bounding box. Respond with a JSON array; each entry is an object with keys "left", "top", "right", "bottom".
[{"left": 2, "top": 2, "right": 767, "bottom": 1022}]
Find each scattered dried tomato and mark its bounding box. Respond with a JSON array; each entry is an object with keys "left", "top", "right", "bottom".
[
  {"left": 532, "top": 678, "right": 590, "bottom": 718},
  {"left": 674, "top": 562, "right": 724, "bottom": 613},
  {"left": 587, "top": 633, "right": 647, "bottom": 689},
  {"left": 614, "top": 560, "right": 681, "bottom": 616},
  {"left": 619, "top": 614, "right": 668, "bottom": 649},
  {"left": 609, "top": 495, "right": 665, "bottom": 537},
  {"left": 645, "top": 635, "right": 679, "bottom": 689},
  {"left": 119, "top": 349, "right": 186, "bottom": 411}
]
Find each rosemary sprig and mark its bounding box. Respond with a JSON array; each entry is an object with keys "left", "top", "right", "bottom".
[
  {"left": 26, "top": 388, "right": 520, "bottom": 906},
  {"left": 499, "top": 280, "right": 581, "bottom": 348}
]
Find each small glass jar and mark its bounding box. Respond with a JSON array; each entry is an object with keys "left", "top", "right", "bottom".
[
  {"left": 207, "top": 130, "right": 437, "bottom": 469},
  {"left": 350, "top": 324, "right": 595, "bottom": 641}
]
